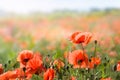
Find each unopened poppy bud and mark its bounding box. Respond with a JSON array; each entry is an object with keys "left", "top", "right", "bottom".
[
  {"left": 4, "top": 64, "right": 7, "bottom": 68},
  {"left": 113, "top": 64, "right": 117, "bottom": 71},
  {"left": 47, "top": 54, "right": 50, "bottom": 57},
  {"left": 81, "top": 70, "right": 84, "bottom": 74},
  {"left": 94, "top": 40, "right": 97, "bottom": 44},
  {"left": 65, "top": 66, "right": 69, "bottom": 70},
  {"left": 89, "top": 59, "right": 91, "bottom": 62},
  {"left": 90, "top": 74, "right": 94, "bottom": 79},
  {"left": 70, "top": 65, "right": 73, "bottom": 68},
  {"left": 103, "top": 63, "right": 107, "bottom": 66},
  {"left": 8, "top": 60, "right": 11, "bottom": 64},
  {"left": 23, "top": 67, "right": 26, "bottom": 72},
  {"left": 104, "top": 57, "right": 107, "bottom": 60}
]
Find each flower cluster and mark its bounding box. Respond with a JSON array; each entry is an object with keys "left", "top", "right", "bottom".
[
  {"left": 0, "top": 31, "right": 120, "bottom": 80},
  {"left": 0, "top": 50, "right": 54, "bottom": 80}
]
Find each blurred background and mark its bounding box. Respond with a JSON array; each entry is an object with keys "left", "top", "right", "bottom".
[{"left": 0, "top": 0, "right": 120, "bottom": 63}]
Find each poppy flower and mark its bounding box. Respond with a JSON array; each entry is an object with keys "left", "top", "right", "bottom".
[
  {"left": 71, "top": 76, "right": 76, "bottom": 80},
  {"left": 0, "top": 70, "right": 18, "bottom": 80},
  {"left": 17, "top": 50, "right": 33, "bottom": 66},
  {"left": 0, "top": 64, "right": 3, "bottom": 74},
  {"left": 33, "top": 52, "right": 42, "bottom": 61},
  {"left": 53, "top": 59, "right": 64, "bottom": 70},
  {"left": 69, "top": 31, "right": 92, "bottom": 45},
  {"left": 89, "top": 57, "right": 101, "bottom": 69},
  {"left": 117, "top": 61, "right": 120, "bottom": 71},
  {"left": 44, "top": 68, "right": 55, "bottom": 80},
  {"left": 69, "top": 31, "right": 81, "bottom": 43},
  {"left": 15, "top": 68, "right": 32, "bottom": 79},
  {"left": 26, "top": 53, "right": 44, "bottom": 74},
  {"left": 15, "top": 68, "right": 25, "bottom": 79},
  {"left": 100, "top": 77, "right": 112, "bottom": 80},
  {"left": 68, "top": 50, "right": 88, "bottom": 68},
  {"left": 0, "top": 68, "right": 32, "bottom": 80}
]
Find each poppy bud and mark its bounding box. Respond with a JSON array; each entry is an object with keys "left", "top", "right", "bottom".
[
  {"left": 4, "top": 64, "right": 7, "bottom": 68},
  {"left": 103, "top": 63, "right": 107, "bottom": 67},
  {"left": 47, "top": 54, "right": 50, "bottom": 57},
  {"left": 8, "top": 60, "right": 11, "bottom": 64},
  {"left": 113, "top": 64, "right": 117, "bottom": 71},
  {"left": 65, "top": 65, "right": 69, "bottom": 70},
  {"left": 81, "top": 70, "right": 84, "bottom": 74},
  {"left": 89, "top": 59, "right": 91, "bottom": 62},
  {"left": 104, "top": 57, "right": 107, "bottom": 60},
  {"left": 23, "top": 67, "right": 26, "bottom": 72},
  {"left": 94, "top": 40, "right": 97, "bottom": 44}
]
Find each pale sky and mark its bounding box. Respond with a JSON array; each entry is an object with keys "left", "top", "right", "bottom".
[{"left": 0, "top": 0, "right": 120, "bottom": 14}]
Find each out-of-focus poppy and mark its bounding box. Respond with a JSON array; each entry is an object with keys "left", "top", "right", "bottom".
[
  {"left": 70, "top": 76, "right": 76, "bottom": 80},
  {"left": 89, "top": 57, "right": 101, "bottom": 69},
  {"left": 15, "top": 68, "right": 32, "bottom": 80},
  {"left": 69, "top": 32, "right": 92, "bottom": 45},
  {"left": 33, "top": 52, "right": 42, "bottom": 61},
  {"left": 100, "top": 77, "right": 112, "bottom": 80},
  {"left": 17, "top": 50, "right": 33, "bottom": 66},
  {"left": 53, "top": 59, "right": 64, "bottom": 70},
  {"left": 26, "top": 53, "right": 44, "bottom": 74},
  {"left": 68, "top": 50, "right": 88, "bottom": 68},
  {"left": 0, "top": 64, "right": 3, "bottom": 74},
  {"left": 109, "top": 51, "right": 117, "bottom": 57},
  {"left": 117, "top": 61, "right": 120, "bottom": 71},
  {"left": 44, "top": 68, "right": 55, "bottom": 80},
  {"left": 0, "top": 68, "right": 32, "bottom": 80},
  {"left": 0, "top": 70, "right": 18, "bottom": 80}
]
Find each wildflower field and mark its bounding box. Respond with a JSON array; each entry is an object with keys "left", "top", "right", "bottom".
[{"left": 0, "top": 10, "right": 120, "bottom": 80}]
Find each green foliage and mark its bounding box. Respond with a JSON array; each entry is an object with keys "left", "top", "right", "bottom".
[{"left": 31, "top": 74, "right": 43, "bottom": 80}]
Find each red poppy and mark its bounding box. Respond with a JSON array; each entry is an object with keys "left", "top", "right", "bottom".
[
  {"left": 69, "top": 31, "right": 92, "bottom": 45},
  {"left": 117, "top": 61, "right": 120, "bottom": 71},
  {"left": 17, "top": 50, "right": 33, "bottom": 66},
  {"left": 71, "top": 76, "right": 76, "bottom": 80},
  {"left": 44, "top": 68, "right": 55, "bottom": 80},
  {"left": 26, "top": 53, "right": 44, "bottom": 74},
  {"left": 89, "top": 57, "right": 101, "bottom": 69},
  {"left": 0, "top": 64, "right": 3, "bottom": 74},
  {"left": 100, "top": 77, "right": 112, "bottom": 80},
  {"left": 15, "top": 68, "right": 32, "bottom": 79},
  {"left": 69, "top": 32, "right": 81, "bottom": 43},
  {"left": 68, "top": 50, "right": 88, "bottom": 68},
  {"left": 0, "top": 68, "right": 32, "bottom": 80},
  {"left": 33, "top": 52, "right": 42, "bottom": 61},
  {"left": 0, "top": 70, "right": 18, "bottom": 80},
  {"left": 15, "top": 68, "right": 25, "bottom": 79}
]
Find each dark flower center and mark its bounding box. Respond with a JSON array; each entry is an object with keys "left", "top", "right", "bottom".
[
  {"left": 78, "top": 60, "right": 83, "bottom": 64},
  {"left": 23, "top": 58, "right": 29, "bottom": 62}
]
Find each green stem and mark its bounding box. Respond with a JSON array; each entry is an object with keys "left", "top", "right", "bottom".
[
  {"left": 94, "top": 40, "right": 97, "bottom": 57},
  {"left": 93, "top": 40, "right": 97, "bottom": 80},
  {"left": 80, "top": 43, "right": 84, "bottom": 52}
]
